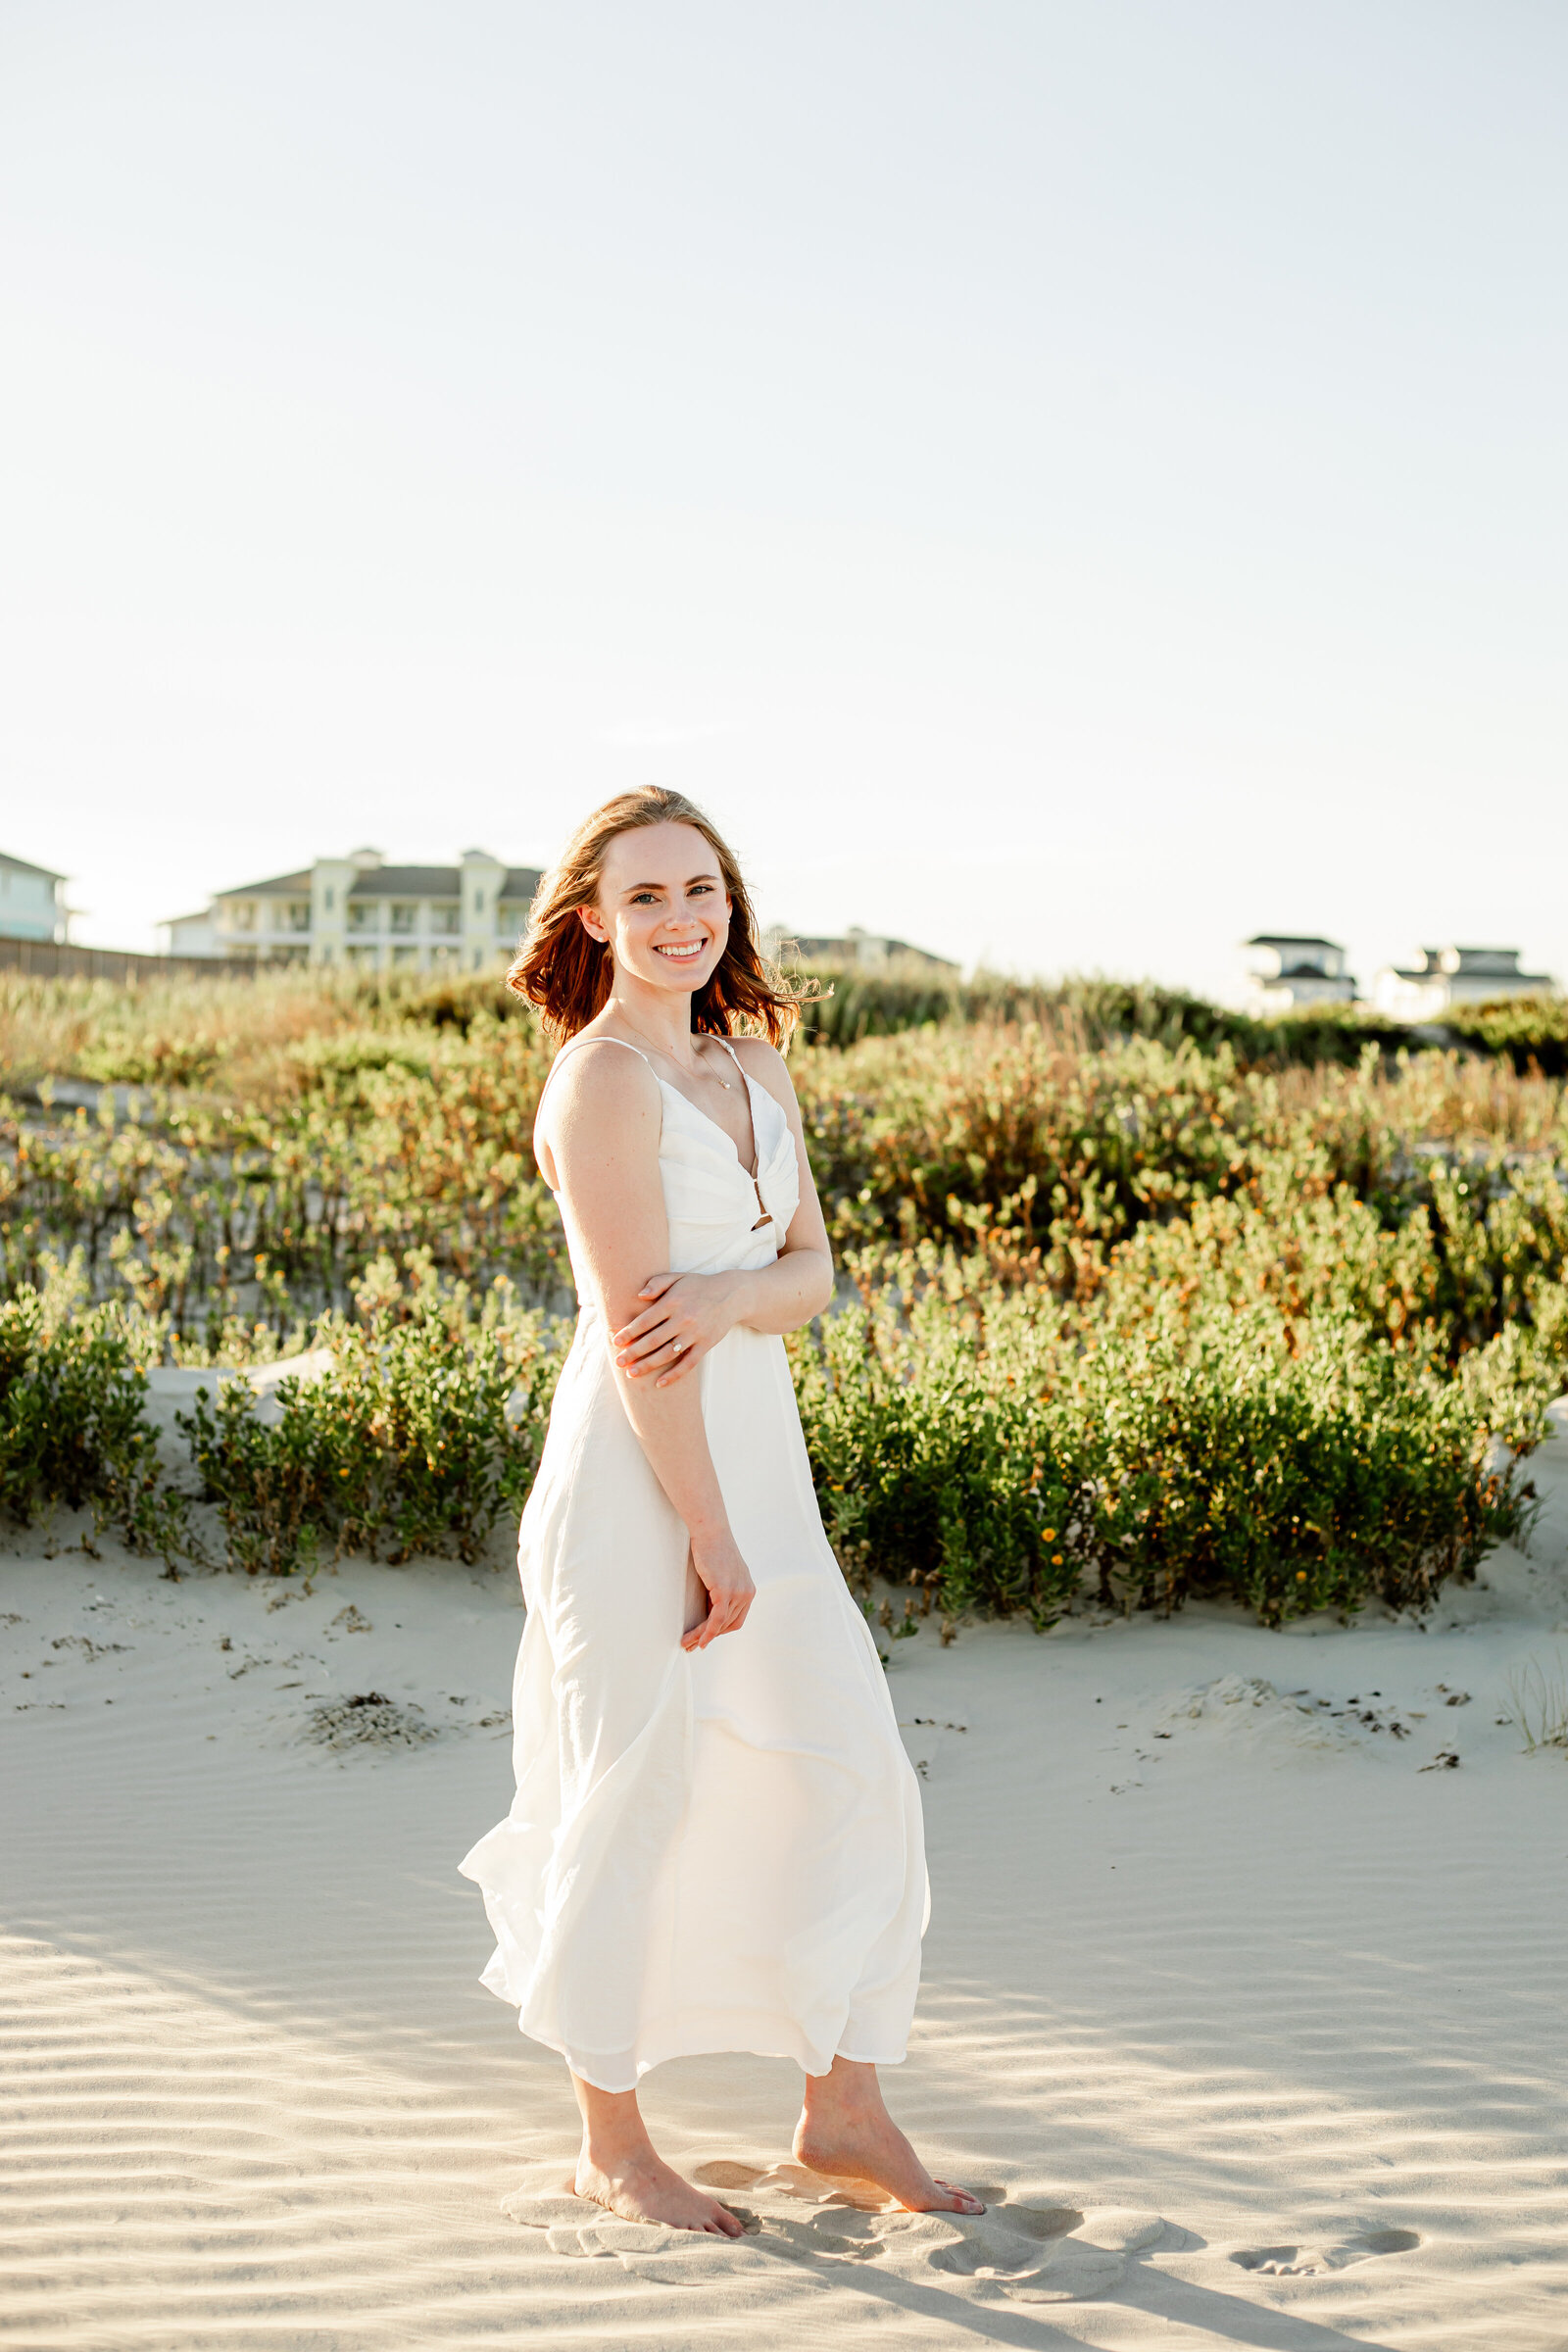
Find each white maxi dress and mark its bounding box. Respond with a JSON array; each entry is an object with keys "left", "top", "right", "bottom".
[{"left": 460, "top": 1037, "right": 928, "bottom": 2092}]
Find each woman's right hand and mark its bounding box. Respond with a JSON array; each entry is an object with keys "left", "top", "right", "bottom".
[{"left": 682, "top": 1531, "right": 756, "bottom": 1652}]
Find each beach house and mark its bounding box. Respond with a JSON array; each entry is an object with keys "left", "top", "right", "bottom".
[
  {"left": 162, "top": 850, "right": 543, "bottom": 972},
  {"left": 762, "top": 924, "right": 958, "bottom": 974},
  {"left": 0, "top": 853, "right": 71, "bottom": 945},
  {"left": 1371, "top": 946, "right": 1556, "bottom": 1021},
  {"left": 1240, "top": 935, "right": 1357, "bottom": 1013}
]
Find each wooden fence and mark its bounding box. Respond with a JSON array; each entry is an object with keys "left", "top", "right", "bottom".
[{"left": 0, "top": 938, "right": 257, "bottom": 982}]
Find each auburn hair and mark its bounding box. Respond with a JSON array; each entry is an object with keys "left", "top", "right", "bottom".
[{"left": 508, "top": 788, "right": 810, "bottom": 1048}]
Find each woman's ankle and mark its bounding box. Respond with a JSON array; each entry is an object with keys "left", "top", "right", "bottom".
[
  {"left": 801, "top": 2055, "right": 883, "bottom": 2124},
  {"left": 572, "top": 2073, "right": 659, "bottom": 2170},
  {"left": 580, "top": 2124, "right": 657, "bottom": 2171}
]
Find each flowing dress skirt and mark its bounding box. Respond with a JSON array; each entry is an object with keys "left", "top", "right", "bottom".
[{"left": 459, "top": 1303, "right": 929, "bottom": 2092}]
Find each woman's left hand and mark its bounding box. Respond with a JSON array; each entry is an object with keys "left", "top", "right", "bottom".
[{"left": 612, "top": 1271, "right": 743, "bottom": 1387}]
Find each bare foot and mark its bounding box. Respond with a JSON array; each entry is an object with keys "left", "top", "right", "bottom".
[
  {"left": 574, "top": 2149, "right": 745, "bottom": 2237},
  {"left": 567, "top": 2071, "right": 745, "bottom": 2237},
  {"left": 793, "top": 2105, "right": 983, "bottom": 2216}
]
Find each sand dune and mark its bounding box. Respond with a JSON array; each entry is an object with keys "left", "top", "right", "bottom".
[{"left": 3, "top": 1408, "right": 1567, "bottom": 2346}]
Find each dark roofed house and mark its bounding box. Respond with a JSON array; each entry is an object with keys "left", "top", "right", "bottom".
[
  {"left": 1241, "top": 934, "right": 1356, "bottom": 1012},
  {"left": 162, "top": 849, "right": 542, "bottom": 971},
  {"left": 1372, "top": 947, "right": 1557, "bottom": 1021}
]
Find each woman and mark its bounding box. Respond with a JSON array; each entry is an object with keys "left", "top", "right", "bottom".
[{"left": 460, "top": 787, "right": 981, "bottom": 2236}]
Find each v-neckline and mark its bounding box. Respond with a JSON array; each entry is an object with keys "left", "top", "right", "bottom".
[{"left": 656, "top": 1062, "right": 762, "bottom": 1181}]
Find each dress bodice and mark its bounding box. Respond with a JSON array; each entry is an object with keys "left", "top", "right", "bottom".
[
  {"left": 542, "top": 1039, "right": 802, "bottom": 1296},
  {"left": 654, "top": 1069, "right": 800, "bottom": 1275}
]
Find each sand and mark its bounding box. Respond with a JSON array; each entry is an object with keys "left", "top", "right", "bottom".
[{"left": 3, "top": 1403, "right": 1567, "bottom": 2348}]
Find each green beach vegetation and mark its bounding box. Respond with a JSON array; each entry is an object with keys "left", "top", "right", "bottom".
[{"left": 2, "top": 965, "right": 1565, "bottom": 1625}]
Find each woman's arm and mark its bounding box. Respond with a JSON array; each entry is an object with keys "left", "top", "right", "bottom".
[
  {"left": 612, "top": 1038, "right": 836, "bottom": 1386},
  {"left": 542, "top": 1044, "right": 754, "bottom": 1650}
]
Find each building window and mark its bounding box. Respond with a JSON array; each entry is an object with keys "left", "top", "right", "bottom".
[
  {"left": 347, "top": 943, "right": 379, "bottom": 966},
  {"left": 347, "top": 901, "right": 378, "bottom": 933},
  {"left": 389, "top": 903, "right": 417, "bottom": 934},
  {"left": 497, "top": 900, "right": 526, "bottom": 934},
  {"left": 473, "top": 888, "right": 485, "bottom": 913},
  {"left": 323, "top": 886, "right": 335, "bottom": 912},
  {"left": 392, "top": 944, "right": 420, "bottom": 967},
  {"left": 429, "top": 904, "right": 460, "bottom": 935},
  {"left": 279, "top": 901, "right": 311, "bottom": 932},
  {"left": 230, "top": 901, "right": 257, "bottom": 931}
]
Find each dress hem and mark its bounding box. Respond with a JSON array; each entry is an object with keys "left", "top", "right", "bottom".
[{"left": 499, "top": 1993, "right": 909, "bottom": 2094}]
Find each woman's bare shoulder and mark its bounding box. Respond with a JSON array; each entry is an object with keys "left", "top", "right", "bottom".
[
  {"left": 539, "top": 1036, "right": 662, "bottom": 1139},
  {"left": 728, "top": 1034, "right": 800, "bottom": 1111},
  {"left": 550, "top": 1039, "right": 658, "bottom": 1101}
]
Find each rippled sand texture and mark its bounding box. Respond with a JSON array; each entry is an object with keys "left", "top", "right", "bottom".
[{"left": 3, "top": 1405, "right": 1567, "bottom": 2348}]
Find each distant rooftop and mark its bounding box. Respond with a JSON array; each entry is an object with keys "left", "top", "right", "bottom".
[
  {"left": 1, "top": 851, "right": 67, "bottom": 883},
  {"left": 777, "top": 927, "right": 960, "bottom": 974},
  {"left": 214, "top": 869, "right": 314, "bottom": 900},
  {"left": 1246, "top": 933, "right": 1344, "bottom": 952},
  {"left": 216, "top": 862, "right": 540, "bottom": 902},
  {"left": 347, "top": 865, "right": 540, "bottom": 900}
]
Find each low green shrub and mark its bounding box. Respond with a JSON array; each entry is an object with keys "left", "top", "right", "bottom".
[
  {"left": 179, "top": 1276, "right": 564, "bottom": 1575},
  {"left": 0, "top": 1283, "right": 183, "bottom": 1559},
  {"left": 787, "top": 965, "right": 1412, "bottom": 1064},
  {"left": 791, "top": 1275, "right": 1082, "bottom": 1628},
  {"left": 1445, "top": 996, "right": 1568, "bottom": 1079},
  {"left": 1070, "top": 1307, "right": 1530, "bottom": 1624},
  {"left": 74, "top": 1035, "right": 229, "bottom": 1088},
  {"left": 788, "top": 1250, "right": 1544, "bottom": 1629}
]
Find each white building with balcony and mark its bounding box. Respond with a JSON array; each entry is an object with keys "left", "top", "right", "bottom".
[
  {"left": 1, "top": 853, "right": 71, "bottom": 944},
  {"left": 1241, "top": 935, "right": 1357, "bottom": 1013},
  {"left": 162, "top": 849, "right": 542, "bottom": 972},
  {"left": 1371, "top": 946, "right": 1556, "bottom": 1021}
]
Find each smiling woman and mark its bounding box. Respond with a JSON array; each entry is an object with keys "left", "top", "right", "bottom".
[
  {"left": 459, "top": 787, "right": 981, "bottom": 2237},
  {"left": 505, "top": 787, "right": 797, "bottom": 1050}
]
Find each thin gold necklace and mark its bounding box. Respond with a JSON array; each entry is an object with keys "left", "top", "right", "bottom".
[{"left": 615, "top": 1015, "right": 732, "bottom": 1088}]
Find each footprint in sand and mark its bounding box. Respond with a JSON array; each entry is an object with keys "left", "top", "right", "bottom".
[
  {"left": 1001, "top": 2242, "right": 1128, "bottom": 2302},
  {"left": 1232, "top": 2227, "right": 1421, "bottom": 2276},
  {"left": 1079, "top": 2206, "right": 1170, "bottom": 2253},
  {"left": 990, "top": 2205, "right": 1167, "bottom": 2301},
  {"left": 783, "top": 2200, "right": 1123, "bottom": 2300},
  {"left": 924, "top": 2205, "right": 1082, "bottom": 2274},
  {"left": 694, "top": 2160, "right": 769, "bottom": 2190},
  {"left": 866, "top": 2199, "right": 1157, "bottom": 2302}
]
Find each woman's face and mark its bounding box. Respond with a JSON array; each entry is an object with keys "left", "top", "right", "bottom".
[{"left": 579, "top": 821, "right": 732, "bottom": 995}]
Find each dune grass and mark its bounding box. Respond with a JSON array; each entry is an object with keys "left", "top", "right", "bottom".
[{"left": 2, "top": 971, "right": 1564, "bottom": 1619}]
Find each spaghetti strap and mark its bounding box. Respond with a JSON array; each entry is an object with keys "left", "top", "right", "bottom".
[
  {"left": 537, "top": 1034, "right": 655, "bottom": 1111},
  {"left": 554, "top": 1035, "right": 654, "bottom": 1068}
]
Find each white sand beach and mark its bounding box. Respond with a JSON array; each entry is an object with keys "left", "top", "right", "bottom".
[{"left": 4, "top": 1408, "right": 1567, "bottom": 2350}]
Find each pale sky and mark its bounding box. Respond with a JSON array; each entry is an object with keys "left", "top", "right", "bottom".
[{"left": 3, "top": 0, "right": 1564, "bottom": 999}]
